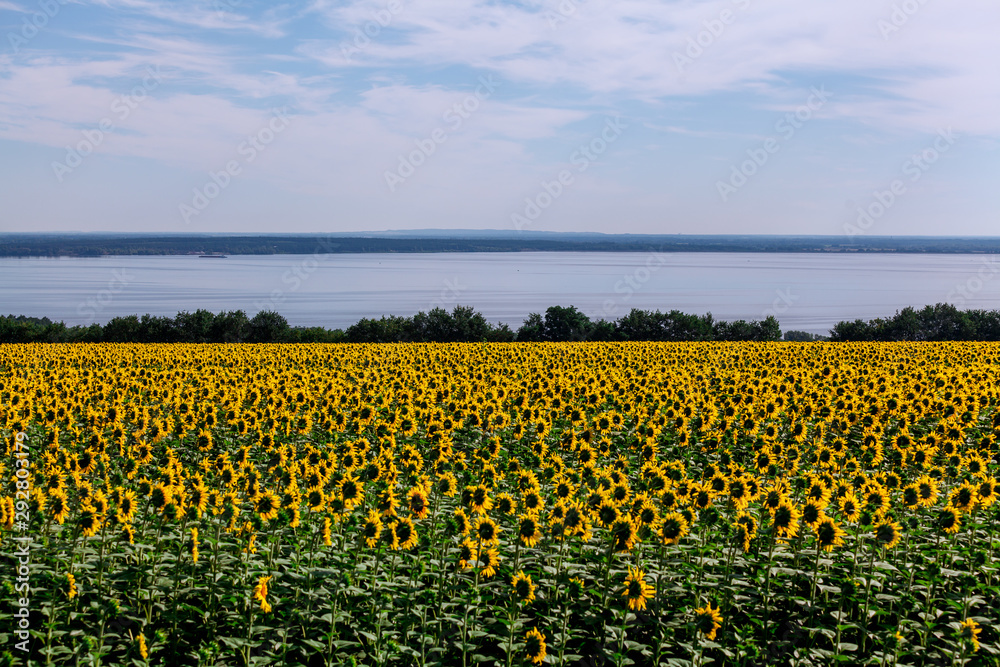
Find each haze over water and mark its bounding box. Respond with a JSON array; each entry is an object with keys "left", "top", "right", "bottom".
[{"left": 3, "top": 252, "right": 998, "bottom": 335}]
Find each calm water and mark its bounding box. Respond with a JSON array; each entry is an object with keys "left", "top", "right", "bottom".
[{"left": 3, "top": 252, "right": 999, "bottom": 335}]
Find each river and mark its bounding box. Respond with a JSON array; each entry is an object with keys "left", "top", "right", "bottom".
[{"left": 3, "top": 252, "right": 998, "bottom": 335}]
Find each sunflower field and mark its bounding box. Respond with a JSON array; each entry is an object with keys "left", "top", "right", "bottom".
[{"left": 2, "top": 342, "right": 1000, "bottom": 666}]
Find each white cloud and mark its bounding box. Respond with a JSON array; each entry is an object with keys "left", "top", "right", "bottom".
[
  {"left": 1, "top": 0, "right": 998, "bottom": 234},
  {"left": 304, "top": 0, "right": 1000, "bottom": 136},
  {"left": 89, "top": 0, "right": 289, "bottom": 37}
]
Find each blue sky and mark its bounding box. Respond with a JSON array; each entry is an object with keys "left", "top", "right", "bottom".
[{"left": 0, "top": 0, "right": 997, "bottom": 235}]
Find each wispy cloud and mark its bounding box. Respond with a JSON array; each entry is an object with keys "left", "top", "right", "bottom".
[
  {"left": 0, "top": 0, "right": 997, "bottom": 235},
  {"left": 301, "top": 0, "right": 1000, "bottom": 135},
  {"left": 90, "top": 0, "right": 290, "bottom": 37}
]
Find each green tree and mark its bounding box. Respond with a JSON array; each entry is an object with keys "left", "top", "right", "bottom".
[
  {"left": 516, "top": 313, "right": 546, "bottom": 342},
  {"left": 248, "top": 310, "right": 290, "bottom": 343},
  {"left": 103, "top": 315, "right": 142, "bottom": 343},
  {"left": 211, "top": 310, "right": 250, "bottom": 343},
  {"left": 174, "top": 309, "right": 216, "bottom": 342},
  {"left": 543, "top": 305, "right": 592, "bottom": 341}
]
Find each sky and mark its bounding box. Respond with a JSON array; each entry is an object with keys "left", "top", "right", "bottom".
[{"left": 0, "top": 0, "right": 998, "bottom": 236}]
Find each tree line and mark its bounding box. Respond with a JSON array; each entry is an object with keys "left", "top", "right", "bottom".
[
  {"left": 6, "top": 302, "right": 995, "bottom": 344},
  {"left": 827, "top": 303, "right": 1000, "bottom": 341},
  {"left": 6, "top": 234, "right": 1000, "bottom": 258},
  {"left": 0, "top": 306, "right": 780, "bottom": 343}
]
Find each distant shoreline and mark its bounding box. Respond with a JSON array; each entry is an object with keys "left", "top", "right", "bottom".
[{"left": 2, "top": 233, "right": 1000, "bottom": 257}]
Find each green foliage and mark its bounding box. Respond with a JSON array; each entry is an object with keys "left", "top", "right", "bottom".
[
  {"left": 783, "top": 330, "right": 828, "bottom": 342},
  {"left": 21, "top": 301, "right": 1000, "bottom": 344},
  {"left": 0, "top": 306, "right": 782, "bottom": 345},
  {"left": 828, "top": 304, "right": 1000, "bottom": 341}
]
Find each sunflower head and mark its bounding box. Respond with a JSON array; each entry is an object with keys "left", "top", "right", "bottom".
[
  {"left": 622, "top": 566, "right": 653, "bottom": 611},
  {"left": 511, "top": 571, "right": 536, "bottom": 604},
  {"left": 524, "top": 628, "right": 547, "bottom": 665},
  {"left": 814, "top": 516, "right": 846, "bottom": 552},
  {"left": 453, "top": 508, "right": 470, "bottom": 535},
  {"left": 658, "top": 512, "right": 690, "bottom": 546},
  {"left": 306, "top": 488, "right": 325, "bottom": 512},
  {"left": 495, "top": 492, "right": 516, "bottom": 515},
  {"left": 392, "top": 516, "right": 418, "bottom": 550},
  {"left": 950, "top": 483, "right": 976, "bottom": 512},
  {"left": 361, "top": 509, "right": 382, "bottom": 548},
  {"left": 937, "top": 506, "right": 962, "bottom": 534},
  {"left": 255, "top": 492, "right": 280, "bottom": 522},
  {"left": 959, "top": 618, "right": 982, "bottom": 652},
  {"left": 801, "top": 500, "right": 824, "bottom": 528},
  {"left": 436, "top": 472, "right": 458, "bottom": 497},
  {"left": 474, "top": 516, "right": 500, "bottom": 546},
  {"left": 611, "top": 516, "right": 639, "bottom": 553},
  {"left": 78, "top": 507, "right": 102, "bottom": 538},
  {"left": 839, "top": 492, "right": 861, "bottom": 523},
  {"left": 478, "top": 547, "right": 500, "bottom": 578},
  {"left": 873, "top": 519, "right": 901, "bottom": 550},
  {"left": 976, "top": 479, "right": 998, "bottom": 508},
  {"left": 518, "top": 514, "right": 542, "bottom": 548},
  {"left": 637, "top": 501, "right": 659, "bottom": 526},
  {"left": 253, "top": 575, "right": 273, "bottom": 613},
  {"left": 407, "top": 487, "right": 429, "bottom": 519},
  {"left": 733, "top": 523, "right": 752, "bottom": 553},
  {"left": 458, "top": 538, "right": 476, "bottom": 570},
  {"left": 771, "top": 501, "right": 800, "bottom": 540},
  {"left": 597, "top": 500, "right": 620, "bottom": 528},
  {"left": 694, "top": 602, "right": 723, "bottom": 640}
]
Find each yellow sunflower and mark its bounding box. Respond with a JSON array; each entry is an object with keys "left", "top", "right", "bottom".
[
  {"left": 621, "top": 566, "right": 653, "bottom": 611},
  {"left": 511, "top": 571, "right": 536, "bottom": 604},
  {"left": 694, "top": 602, "right": 723, "bottom": 640},
  {"left": 524, "top": 628, "right": 547, "bottom": 665}
]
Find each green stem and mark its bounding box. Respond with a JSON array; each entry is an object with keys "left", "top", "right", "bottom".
[
  {"left": 556, "top": 602, "right": 572, "bottom": 667},
  {"left": 809, "top": 538, "right": 821, "bottom": 605},
  {"left": 616, "top": 609, "right": 628, "bottom": 667},
  {"left": 763, "top": 532, "right": 776, "bottom": 649},
  {"left": 325, "top": 587, "right": 340, "bottom": 667},
  {"left": 462, "top": 535, "right": 484, "bottom": 667},
  {"left": 602, "top": 541, "right": 615, "bottom": 608},
  {"left": 860, "top": 544, "right": 878, "bottom": 654},
  {"left": 653, "top": 544, "right": 666, "bottom": 664},
  {"left": 505, "top": 606, "right": 517, "bottom": 667}
]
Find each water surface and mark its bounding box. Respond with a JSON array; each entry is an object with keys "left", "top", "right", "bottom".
[{"left": 3, "top": 252, "right": 999, "bottom": 335}]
